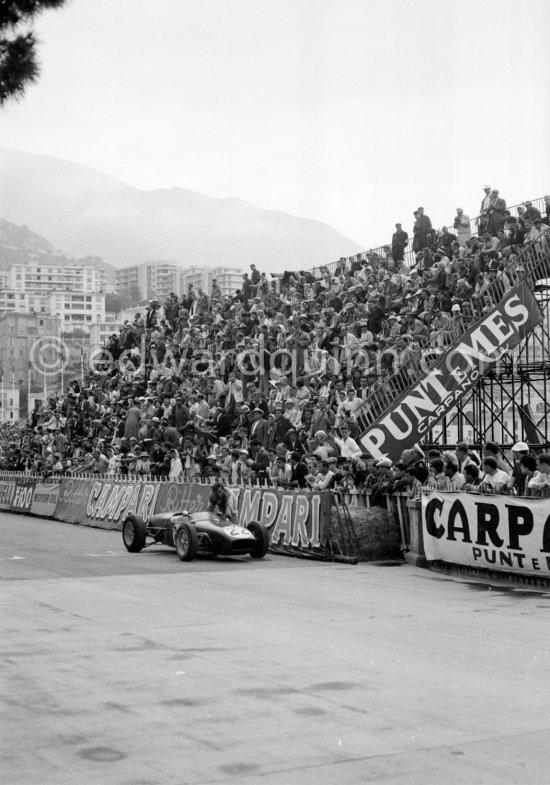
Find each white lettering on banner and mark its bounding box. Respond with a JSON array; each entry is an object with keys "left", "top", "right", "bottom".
[
  {"left": 239, "top": 489, "right": 322, "bottom": 549},
  {"left": 86, "top": 483, "right": 159, "bottom": 523},
  {"left": 0, "top": 481, "right": 15, "bottom": 507},
  {"left": 12, "top": 486, "right": 33, "bottom": 509},
  {"left": 422, "top": 492, "right": 550, "bottom": 577},
  {"left": 361, "top": 286, "right": 539, "bottom": 460}
]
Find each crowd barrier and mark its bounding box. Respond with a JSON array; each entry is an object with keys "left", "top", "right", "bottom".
[
  {"left": 0, "top": 473, "right": 332, "bottom": 559},
  {"left": 406, "top": 490, "right": 550, "bottom": 581},
  {"left": 3, "top": 472, "right": 546, "bottom": 580}
]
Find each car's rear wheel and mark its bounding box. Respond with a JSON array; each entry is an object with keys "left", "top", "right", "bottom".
[
  {"left": 247, "top": 521, "right": 269, "bottom": 558},
  {"left": 175, "top": 523, "right": 198, "bottom": 562},
  {"left": 122, "top": 514, "right": 147, "bottom": 553}
]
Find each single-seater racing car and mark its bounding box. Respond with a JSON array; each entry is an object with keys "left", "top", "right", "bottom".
[{"left": 121, "top": 509, "right": 269, "bottom": 561}]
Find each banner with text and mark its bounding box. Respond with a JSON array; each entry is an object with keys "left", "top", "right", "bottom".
[
  {"left": 154, "top": 481, "right": 214, "bottom": 516},
  {"left": 0, "top": 479, "right": 16, "bottom": 510},
  {"left": 52, "top": 478, "right": 332, "bottom": 558},
  {"left": 238, "top": 487, "right": 332, "bottom": 554},
  {"left": 361, "top": 281, "right": 543, "bottom": 461},
  {"left": 31, "top": 482, "right": 62, "bottom": 518},
  {"left": 422, "top": 491, "right": 550, "bottom": 577},
  {"left": 54, "top": 478, "right": 95, "bottom": 524},
  {"left": 10, "top": 477, "right": 38, "bottom": 514}
]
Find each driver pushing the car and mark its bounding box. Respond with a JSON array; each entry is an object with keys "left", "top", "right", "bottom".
[{"left": 207, "top": 478, "right": 237, "bottom": 522}]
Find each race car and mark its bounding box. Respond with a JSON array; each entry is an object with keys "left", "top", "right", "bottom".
[{"left": 121, "top": 509, "right": 269, "bottom": 561}]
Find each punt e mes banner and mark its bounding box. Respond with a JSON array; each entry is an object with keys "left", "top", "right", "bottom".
[{"left": 361, "top": 281, "right": 542, "bottom": 461}]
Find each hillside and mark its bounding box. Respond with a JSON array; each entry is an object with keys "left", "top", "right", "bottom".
[
  {"left": 0, "top": 217, "right": 115, "bottom": 278},
  {"left": 0, "top": 147, "right": 362, "bottom": 273}
]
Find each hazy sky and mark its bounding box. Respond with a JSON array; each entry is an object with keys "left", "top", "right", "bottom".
[{"left": 1, "top": 0, "right": 549, "bottom": 248}]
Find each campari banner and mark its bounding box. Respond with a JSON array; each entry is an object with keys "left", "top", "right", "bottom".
[
  {"left": 361, "top": 281, "right": 542, "bottom": 461},
  {"left": 238, "top": 487, "right": 331, "bottom": 553},
  {"left": 422, "top": 491, "right": 550, "bottom": 578},
  {"left": 55, "top": 478, "right": 161, "bottom": 530},
  {"left": 54, "top": 477, "right": 331, "bottom": 556}
]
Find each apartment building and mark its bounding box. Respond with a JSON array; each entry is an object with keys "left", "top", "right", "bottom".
[
  {"left": 6, "top": 263, "right": 105, "bottom": 295},
  {"left": 179, "top": 265, "right": 243, "bottom": 297},
  {"left": 115, "top": 261, "right": 179, "bottom": 302}
]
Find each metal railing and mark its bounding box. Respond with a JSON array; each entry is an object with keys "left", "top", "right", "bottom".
[{"left": 309, "top": 195, "right": 549, "bottom": 279}]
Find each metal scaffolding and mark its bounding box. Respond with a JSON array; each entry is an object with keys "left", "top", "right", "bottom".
[{"left": 426, "top": 290, "right": 550, "bottom": 453}]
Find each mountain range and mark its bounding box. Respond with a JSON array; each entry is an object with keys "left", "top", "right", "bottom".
[
  {"left": 0, "top": 147, "right": 361, "bottom": 274},
  {"left": 0, "top": 215, "right": 114, "bottom": 277}
]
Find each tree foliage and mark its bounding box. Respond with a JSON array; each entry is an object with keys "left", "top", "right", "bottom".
[
  {"left": 105, "top": 286, "right": 143, "bottom": 314},
  {"left": 0, "top": 0, "right": 66, "bottom": 105}
]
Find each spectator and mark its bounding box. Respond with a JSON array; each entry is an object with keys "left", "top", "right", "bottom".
[
  {"left": 482, "top": 442, "right": 508, "bottom": 472},
  {"left": 478, "top": 185, "right": 492, "bottom": 233},
  {"left": 391, "top": 223, "right": 409, "bottom": 262},
  {"left": 453, "top": 208, "right": 471, "bottom": 247},
  {"left": 523, "top": 201, "right": 542, "bottom": 223},
  {"left": 519, "top": 456, "right": 544, "bottom": 496},
  {"left": 487, "top": 189, "right": 507, "bottom": 236},
  {"left": 334, "top": 424, "right": 362, "bottom": 460},
  {"left": 455, "top": 442, "right": 480, "bottom": 473},
  {"left": 508, "top": 441, "right": 532, "bottom": 496},
  {"left": 309, "top": 459, "right": 335, "bottom": 491},
  {"left": 412, "top": 207, "right": 433, "bottom": 252},
  {"left": 427, "top": 458, "right": 448, "bottom": 490},
  {"left": 463, "top": 464, "right": 481, "bottom": 491},
  {"left": 479, "top": 457, "right": 511, "bottom": 493},
  {"left": 444, "top": 460, "right": 465, "bottom": 491}
]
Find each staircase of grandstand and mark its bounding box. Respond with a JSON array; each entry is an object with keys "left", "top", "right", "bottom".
[{"left": 354, "top": 236, "right": 550, "bottom": 458}]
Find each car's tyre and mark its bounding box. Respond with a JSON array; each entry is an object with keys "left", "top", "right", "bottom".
[
  {"left": 247, "top": 521, "right": 269, "bottom": 558},
  {"left": 175, "top": 522, "right": 198, "bottom": 562},
  {"left": 122, "top": 514, "right": 147, "bottom": 553}
]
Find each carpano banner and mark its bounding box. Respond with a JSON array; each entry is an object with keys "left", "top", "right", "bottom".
[
  {"left": 422, "top": 491, "right": 550, "bottom": 577},
  {"left": 361, "top": 281, "right": 543, "bottom": 461},
  {"left": 238, "top": 487, "right": 332, "bottom": 553}
]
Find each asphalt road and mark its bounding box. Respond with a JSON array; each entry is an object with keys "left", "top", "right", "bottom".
[{"left": 2, "top": 512, "right": 550, "bottom": 785}]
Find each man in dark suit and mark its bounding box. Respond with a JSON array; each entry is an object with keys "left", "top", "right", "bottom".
[
  {"left": 391, "top": 223, "right": 409, "bottom": 262},
  {"left": 487, "top": 189, "right": 507, "bottom": 237},
  {"left": 250, "top": 388, "right": 270, "bottom": 419},
  {"left": 272, "top": 405, "right": 293, "bottom": 444},
  {"left": 412, "top": 207, "right": 432, "bottom": 252},
  {"left": 249, "top": 408, "right": 268, "bottom": 447},
  {"left": 249, "top": 439, "right": 271, "bottom": 482},
  {"left": 288, "top": 451, "right": 309, "bottom": 488}
]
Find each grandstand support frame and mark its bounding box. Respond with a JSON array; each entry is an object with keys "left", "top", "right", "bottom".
[{"left": 426, "top": 291, "right": 550, "bottom": 455}]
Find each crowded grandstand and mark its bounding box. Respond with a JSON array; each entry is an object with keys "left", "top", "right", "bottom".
[{"left": 1, "top": 190, "right": 549, "bottom": 498}]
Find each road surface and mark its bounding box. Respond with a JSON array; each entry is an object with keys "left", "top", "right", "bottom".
[{"left": 2, "top": 512, "right": 550, "bottom": 784}]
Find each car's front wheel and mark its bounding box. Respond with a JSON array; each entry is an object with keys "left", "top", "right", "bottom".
[
  {"left": 175, "top": 523, "right": 198, "bottom": 562},
  {"left": 247, "top": 521, "right": 269, "bottom": 558},
  {"left": 122, "top": 514, "right": 147, "bottom": 553}
]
